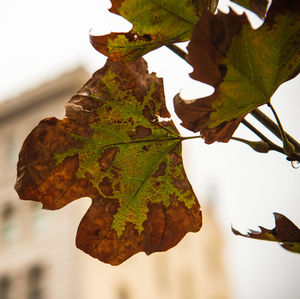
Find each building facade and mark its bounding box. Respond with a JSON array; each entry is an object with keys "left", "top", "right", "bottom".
[{"left": 0, "top": 68, "right": 231, "bottom": 299}]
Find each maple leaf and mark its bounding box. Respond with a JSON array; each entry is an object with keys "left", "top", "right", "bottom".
[
  {"left": 15, "top": 58, "right": 202, "bottom": 265},
  {"left": 90, "top": 0, "right": 218, "bottom": 62},
  {"left": 174, "top": 0, "right": 300, "bottom": 143},
  {"left": 231, "top": 0, "right": 269, "bottom": 19},
  {"left": 232, "top": 213, "right": 300, "bottom": 253}
]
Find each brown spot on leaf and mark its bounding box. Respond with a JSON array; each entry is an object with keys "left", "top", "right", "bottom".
[
  {"left": 153, "top": 162, "right": 166, "bottom": 178},
  {"left": 115, "top": 183, "right": 121, "bottom": 192},
  {"left": 128, "top": 117, "right": 134, "bottom": 125},
  {"left": 218, "top": 64, "right": 227, "bottom": 78},
  {"left": 149, "top": 100, "right": 155, "bottom": 111},
  {"left": 137, "top": 126, "right": 152, "bottom": 138},
  {"left": 130, "top": 126, "right": 152, "bottom": 140},
  {"left": 99, "top": 177, "right": 114, "bottom": 197},
  {"left": 111, "top": 168, "right": 120, "bottom": 179},
  {"left": 173, "top": 178, "right": 192, "bottom": 193},
  {"left": 143, "top": 106, "right": 153, "bottom": 121},
  {"left": 98, "top": 147, "right": 119, "bottom": 170},
  {"left": 169, "top": 152, "right": 182, "bottom": 164}
]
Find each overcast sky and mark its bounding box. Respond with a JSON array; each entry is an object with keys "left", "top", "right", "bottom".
[{"left": 1, "top": 1, "right": 300, "bottom": 298}]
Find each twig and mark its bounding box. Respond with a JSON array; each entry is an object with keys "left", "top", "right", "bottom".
[
  {"left": 241, "top": 119, "right": 284, "bottom": 154},
  {"left": 166, "top": 44, "right": 188, "bottom": 62},
  {"left": 251, "top": 108, "right": 300, "bottom": 152}
]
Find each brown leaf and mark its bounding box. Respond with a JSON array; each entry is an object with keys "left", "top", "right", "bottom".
[
  {"left": 232, "top": 213, "right": 300, "bottom": 253},
  {"left": 231, "top": 0, "right": 269, "bottom": 19},
  {"left": 15, "top": 58, "right": 202, "bottom": 265},
  {"left": 174, "top": 10, "right": 248, "bottom": 143}
]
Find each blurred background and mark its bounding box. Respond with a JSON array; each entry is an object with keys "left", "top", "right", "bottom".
[{"left": 0, "top": 0, "right": 299, "bottom": 298}]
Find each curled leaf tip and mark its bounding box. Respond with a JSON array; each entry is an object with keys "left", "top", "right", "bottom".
[{"left": 232, "top": 213, "right": 300, "bottom": 253}]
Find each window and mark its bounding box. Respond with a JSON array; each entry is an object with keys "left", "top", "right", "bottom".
[
  {"left": 30, "top": 202, "right": 46, "bottom": 234},
  {"left": 6, "top": 135, "right": 18, "bottom": 167},
  {"left": 116, "top": 285, "right": 130, "bottom": 299},
  {"left": 179, "top": 268, "right": 196, "bottom": 299},
  {"left": 0, "top": 276, "right": 11, "bottom": 299},
  {"left": 1, "top": 204, "right": 17, "bottom": 245},
  {"left": 27, "top": 266, "right": 43, "bottom": 299},
  {"left": 154, "top": 255, "right": 169, "bottom": 291}
]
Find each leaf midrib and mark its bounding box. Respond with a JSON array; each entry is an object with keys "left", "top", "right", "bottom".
[{"left": 112, "top": 139, "right": 180, "bottom": 236}]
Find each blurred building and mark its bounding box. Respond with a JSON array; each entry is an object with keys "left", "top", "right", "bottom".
[{"left": 0, "top": 68, "right": 231, "bottom": 299}]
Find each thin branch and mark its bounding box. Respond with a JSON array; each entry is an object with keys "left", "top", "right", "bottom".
[
  {"left": 231, "top": 137, "right": 270, "bottom": 153},
  {"left": 251, "top": 108, "right": 300, "bottom": 152},
  {"left": 166, "top": 44, "right": 188, "bottom": 62},
  {"left": 267, "top": 102, "right": 297, "bottom": 156},
  {"left": 241, "top": 119, "right": 284, "bottom": 154},
  {"left": 181, "top": 135, "right": 202, "bottom": 142}
]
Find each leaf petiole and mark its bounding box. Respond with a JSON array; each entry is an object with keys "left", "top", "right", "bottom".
[
  {"left": 251, "top": 107, "right": 300, "bottom": 153},
  {"left": 166, "top": 44, "right": 188, "bottom": 62},
  {"left": 267, "top": 102, "right": 296, "bottom": 156},
  {"left": 241, "top": 119, "right": 284, "bottom": 154},
  {"left": 231, "top": 137, "right": 270, "bottom": 153},
  {"left": 99, "top": 134, "right": 202, "bottom": 149}
]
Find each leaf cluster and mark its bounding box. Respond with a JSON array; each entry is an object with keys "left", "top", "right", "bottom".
[{"left": 15, "top": 0, "right": 300, "bottom": 264}]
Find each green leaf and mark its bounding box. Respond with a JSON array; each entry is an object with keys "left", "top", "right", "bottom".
[
  {"left": 174, "top": 0, "right": 300, "bottom": 143},
  {"left": 90, "top": 0, "right": 216, "bottom": 61},
  {"left": 15, "top": 58, "right": 202, "bottom": 265},
  {"left": 232, "top": 213, "right": 300, "bottom": 254},
  {"left": 231, "top": 0, "right": 269, "bottom": 19}
]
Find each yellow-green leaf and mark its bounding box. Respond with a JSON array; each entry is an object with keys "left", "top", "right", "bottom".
[
  {"left": 174, "top": 0, "right": 300, "bottom": 143},
  {"left": 90, "top": 0, "right": 217, "bottom": 61}
]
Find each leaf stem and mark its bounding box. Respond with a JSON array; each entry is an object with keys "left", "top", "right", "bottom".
[
  {"left": 105, "top": 135, "right": 202, "bottom": 148},
  {"left": 180, "top": 135, "right": 202, "bottom": 142},
  {"left": 166, "top": 44, "right": 188, "bottom": 62},
  {"left": 251, "top": 108, "right": 300, "bottom": 153},
  {"left": 241, "top": 119, "right": 284, "bottom": 154},
  {"left": 267, "top": 102, "right": 297, "bottom": 156},
  {"left": 231, "top": 137, "right": 269, "bottom": 153}
]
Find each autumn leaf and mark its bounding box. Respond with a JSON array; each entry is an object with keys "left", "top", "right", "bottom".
[
  {"left": 174, "top": 0, "right": 300, "bottom": 143},
  {"left": 15, "top": 58, "right": 202, "bottom": 265},
  {"left": 232, "top": 213, "right": 300, "bottom": 253},
  {"left": 90, "top": 0, "right": 217, "bottom": 62},
  {"left": 231, "top": 0, "right": 269, "bottom": 19}
]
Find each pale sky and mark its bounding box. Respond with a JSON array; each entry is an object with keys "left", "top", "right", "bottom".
[{"left": 1, "top": 1, "right": 300, "bottom": 298}]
